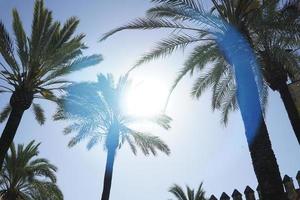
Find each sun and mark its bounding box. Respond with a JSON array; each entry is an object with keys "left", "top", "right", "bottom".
[{"left": 124, "top": 78, "right": 169, "bottom": 117}]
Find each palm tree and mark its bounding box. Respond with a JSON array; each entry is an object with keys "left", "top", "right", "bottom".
[
  {"left": 99, "top": 0, "right": 291, "bottom": 199},
  {"left": 0, "top": 140, "right": 63, "bottom": 200},
  {"left": 0, "top": 0, "right": 102, "bottom": 169},
  {"left": 250, "top": 0, "right": 300, "bottom": 144},
  {"left": 168, "top": 183, "right": 207, "bottom": 200},
  {"left": 53, "top": 74, "right": 171, "bottom": 200}
]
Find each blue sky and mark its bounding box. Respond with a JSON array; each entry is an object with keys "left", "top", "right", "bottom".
[{"left": 0, "top": 0, "right": 299, "bottom": 199}]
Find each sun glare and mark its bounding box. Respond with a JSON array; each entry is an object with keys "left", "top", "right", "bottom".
[{"left": 124, "top": 79, "right": 169, "bottom": 117}]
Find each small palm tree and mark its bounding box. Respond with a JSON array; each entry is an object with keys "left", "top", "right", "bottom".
[
  {"left": 54, "top": 74, "right": 171, "bottom": 200},
  {"left": 0, "top": 140, "right": 63, "bottom": 200},
  {"left": 0, "top": 0, "right": 102, "bottom": 168},
  {"left": 100, "top": 0, "right": 290, "bottom": 199},
  {"left": 169, "top": 183, "right": 207, "bottom": 200}
]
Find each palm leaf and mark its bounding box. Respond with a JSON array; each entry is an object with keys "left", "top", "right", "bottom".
[
  {"left": 130, "top": 131, "right": 170, "bottom": 156},
  {"left": 32, "top": 103, "right": 45, "bottom": 125},
  {"left": 0, "top": 104, "right": 11, "bottom": 123}
]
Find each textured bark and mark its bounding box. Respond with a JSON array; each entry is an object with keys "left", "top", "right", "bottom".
[
  {"left": 101, "top": 148, "right": 116, "bottom": 200},
  {"left": 0, "top": 108, "right": 24, "bottom": 169},
  {"left": 278, "top": 82, "right": 300, "bottom": 145},
  {"left": 248, "top": 118, "right": 287, "bottom": 200}
]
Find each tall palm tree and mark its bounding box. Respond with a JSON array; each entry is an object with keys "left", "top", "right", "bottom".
[
  {"left": 169, "top": 183, "right": 207, "bottom": 200},
  {"left": 0, "top": 0, "right": 102, "bottom": 169},
  {"left": 0, "top": 140, "right": 63, "bottom": 200},
  {"left": 250, "top": 0, "right": 300, "bottom": 144},
  {"left": 99, "top": 0, "right": 291, "bottom": 199},
  {"left": 53, "top": 74, "right": 171, "bottom": 200}
]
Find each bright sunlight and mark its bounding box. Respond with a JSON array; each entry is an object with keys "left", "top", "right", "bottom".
[{"left": 124, "top": 78, "right": 169, "bottom": 117}]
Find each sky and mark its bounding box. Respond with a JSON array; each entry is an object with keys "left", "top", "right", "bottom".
[{"left": 0, "top": 0, "right": 300, "bottom": 200}]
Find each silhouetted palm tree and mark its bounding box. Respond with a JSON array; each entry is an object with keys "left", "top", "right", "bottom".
[
  {"left": 0, "top": 0, "right": 102, "bottom": 169},
  {"left": 53, "top": 74, "right": 171, "bottom": 200},
  {"left": 0, "top": 140, "right": 63, "bottom": 200},
  {"left": 169, "top": 183, "right": 207, "bottom": 200},
  {"left": 250, "top": 0, "right": 300, "bottom": 144},
  {"left": 99, "top": 0, "right": 292, "bottom": 199}
]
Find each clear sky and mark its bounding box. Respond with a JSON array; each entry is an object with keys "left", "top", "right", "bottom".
[{"left": 0, "top": 0, "right": 299, "bottom": 200}]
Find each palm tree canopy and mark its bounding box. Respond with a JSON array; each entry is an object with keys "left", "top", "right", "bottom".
[
  {"left": 54, "top": 73, "right": 171, "bottom": 156},
  {"left": 169, "top": 183, "right": 207, "bottom": 200},
  {"left": 0, "top": 0, "right": 102, "bottom": 124},
  {"left": 0, "top": 140, "right": 63, "bottom": 200},
  {"left": 100, "top": 0, "right": 299, "bottom": 125}
]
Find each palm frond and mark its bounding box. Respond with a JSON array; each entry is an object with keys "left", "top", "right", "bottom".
[
  {"left": 32, "top": 103, "right": 45, "bottom": 125},
  {"left": 151, "top": 0, "right": 202, "bottom": 12},
  {"left": 100, "top": 18, "right": 203, "bottom": 42},
  {"left": 130, "top": 131, "right": 170, "bottom": 156},
  {"left": 169, "top": 184, "right": 188, "bottom": 200},
  {"left": 191, "top": 61, "right": 226, "bottom": 99},
  {"left": 0, "top": 104, "right": 11, "bottom": 123},
  {"left": 0, "top": 21, "right": 19, "bottom": 75},
  {"left": 131, "top": 34, "right": 208, "bottom": 71},
  {"left": 12, "top": 9, "right": 29, "bottom": 69}
]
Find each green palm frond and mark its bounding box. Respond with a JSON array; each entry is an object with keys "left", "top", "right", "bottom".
[
  {"left": 131, "top": 34, "right": 210, "bottom": 71},
  {"left": 32, "top": 103, "right": 45, "bottom": 125},
  {"left": 12, "top": 9, "right": 29, "bottom": 68},
  {"left": 191, "top": 61, "right": 227, "bottom": 99},
  {"left": 0, "top": 22, "right": 19, "bottom": 75},
  {"left": 130, "top": 131, "right": 170, "bottom": 156},
  {"left": 0, "top": 104, "right": 11, "bottom": 123},
  {"left": 220, "top": 86, "right": 238, "bottom": 125}
]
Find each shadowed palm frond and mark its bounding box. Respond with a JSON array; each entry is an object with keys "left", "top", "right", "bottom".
[
  {"left": 100, "top": 18, "right": 207, "bottom": 42},
  {"left": 0, "top": 104, "right": 11, "bottom": 123},
  {"left": 128, "top": 131, "right": 170, "bottom": 156},
  {"left": 32, "top": 103, "right": 45, "bottom": 125},
  {"left": 130, "top": 34, "right": 211, "bottom": 72},
  {"left": 169, "top": 184, "right": 188, "bottom": 200},
  {"left": 169, "top": 183, "right": 207, "bottom": 200}
]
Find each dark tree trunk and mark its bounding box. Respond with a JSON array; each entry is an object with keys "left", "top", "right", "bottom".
[
  {"left": 101, "top": 148, "right": 116, "bottom": 200},
  {"left": 0, "top": 108, "right": 24, "bottom": 169},
  {"left": 278, "top": 82, "right": 300, "bottom": 145},
  {"left": 217, "top": 30, "right": 287, "bottom": 200},
  {"left": 3, "top": 190, "right": 18, "bottom": 200},
  {"left": 248, "top": 118, "right": 287, "bottom": 200}
]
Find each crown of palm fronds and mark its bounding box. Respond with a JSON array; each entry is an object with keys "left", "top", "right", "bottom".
[
  {"left": 0, "top": 141, "right": 63, "bottom": 200},
  {"left": 54, "top": 73, "right": 171, "bottom": 156},
  {"left": 169, "top": 183, "right": 206, "bottom": 200},
  {"left": 100, "top": 0, "right": 298, "bottom": 124},
  {"left": 0, "top": 0, "right": 102, "bottom": 125}
]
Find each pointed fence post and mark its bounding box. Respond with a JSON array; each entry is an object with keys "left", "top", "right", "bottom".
[
  {"left": 220, "top": 192, "right": 230, "bottom": 200},
  {"left": 296, "top": 171, "right": 300, "bottom": 188},
  {"left": 232, "top": 189, "right": 243, "bottom": 200},
  {"left": 244, "top": 186, "right": 256, "bottom": 200},
  {"left": 283, "top": 175, "right": 297, "bottom": 200},
  {"left": 256, "top": 185, "right": 262, "bottom": 200},
  {"left": 209, "top": 195, "right": 218, "bottom": 200}
]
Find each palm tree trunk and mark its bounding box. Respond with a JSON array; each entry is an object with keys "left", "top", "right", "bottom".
[
  {"left": 101, "top": 148, "right": 116, "bottom": 200},
  {"left": 0, "top": 108, "right": 24, "bottom": 170},
  {"left": 278, "top": 82, "right": 300, "bottom": 145},
  {"left": 218, "top": 30, "right": 287, "bottom": 200},
  {"left": 248, "top": 118, "right": 286, "bottom": 200}
]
